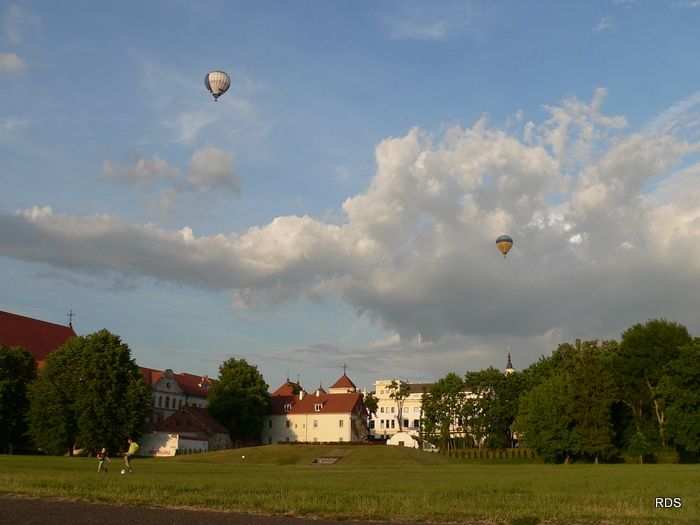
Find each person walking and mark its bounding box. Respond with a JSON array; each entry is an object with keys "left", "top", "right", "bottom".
[
  {"left": 123, "top": 438, "right": 139, "bottom": 473},
  {"left": 97, "top": 448, "right": 110, "bottom": 473}
]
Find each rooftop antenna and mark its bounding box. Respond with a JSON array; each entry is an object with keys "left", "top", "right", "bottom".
[{"left": 67, "top": 310, "right": 75, "bottom": 328}]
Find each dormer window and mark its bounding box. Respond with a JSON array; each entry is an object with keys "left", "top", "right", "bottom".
[
  {"left": 284, "top": 404, "right": 292, "bottom": 412},
  {"left": 314, "top": 403, "right": 322, "bottom": 412}
]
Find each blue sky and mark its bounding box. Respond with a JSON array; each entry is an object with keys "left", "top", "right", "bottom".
[{"left": 2, "top": 1, "right": 700, "bottom": 392}]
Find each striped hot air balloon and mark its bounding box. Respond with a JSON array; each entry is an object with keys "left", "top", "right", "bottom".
[
  {"left": 204, "top": 71, "right": 231, "bottom": 101},
  {"left": 496, "top": 235, "right": 513, "bottom": 258}
]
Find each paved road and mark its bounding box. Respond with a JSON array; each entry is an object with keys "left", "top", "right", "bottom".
[{"left": 0, "top": 494, "right": 473, "bottom": 525}]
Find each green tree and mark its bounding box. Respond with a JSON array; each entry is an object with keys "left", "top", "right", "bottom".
[
  {"left": 208, "top": 358, "right": 270, "bottom": 446},
  {"left": 27, "top": 330, "right": 152, "bottom": 455},
  {"left": 656, "top": 342, "right": 700, "bottom": 462},
  {"left": 463, "top": 367, "right": 524, "bottom": 449},
  {"left": 514, "top": 370, "right": 581, "bottom": 463},
  {"left": 0, "top": 346, "right": 36, "bottom": 453},
  {"left": 614, "top": 319, "right": 692, "bottom": 448},
  {"left": 515, "top": 340, "right": 617, "bottom": 463},
  {"left": 388, "top": 380, "right": 411, "bottom": 431},
  {"left": 421, "top": 373, "right": 466, "bottom": 451},
  {"left": 363, "top": 391, "right": 379, "bottom": 419}
]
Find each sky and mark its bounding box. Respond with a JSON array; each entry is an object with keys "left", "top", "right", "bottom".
[{"left": 2, "top": 0, "right": 700, "bottom": 393}]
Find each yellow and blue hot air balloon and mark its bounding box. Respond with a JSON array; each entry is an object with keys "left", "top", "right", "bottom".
[
  {"left": 204, "top": 70, "right": 231, "bottom": 101},
  {"left": 496, "top": 235, "right": 513, "bottom": 258}
]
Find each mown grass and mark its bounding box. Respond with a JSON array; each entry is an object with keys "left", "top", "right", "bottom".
[{"left": 0, "top": 445, "right": 698, "bottom": 524}]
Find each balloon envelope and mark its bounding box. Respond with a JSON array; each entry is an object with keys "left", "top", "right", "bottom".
[
  {"left": 205, "top": 71, "right": 231, "bottom": 101},
  {"left": 496, "top": 235, "right": 513, "bottom": 257}
]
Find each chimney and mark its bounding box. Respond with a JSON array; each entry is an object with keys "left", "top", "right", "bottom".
[
  {"left": 299, "top": 390, "right": 305, "bottom": 400},
  {"left": 316, "top": 389, "right": 320, "bottom": 397}
]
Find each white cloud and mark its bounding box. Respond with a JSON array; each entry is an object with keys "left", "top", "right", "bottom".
[
  {"left": 2, "top": 90, "right": 700, "bottom": 350},
  {"left": 0, "top": 52, "right": 26, "bottom": 73},
  {"left": 593, "top": 15, "right": 616, "bottom": 32}
]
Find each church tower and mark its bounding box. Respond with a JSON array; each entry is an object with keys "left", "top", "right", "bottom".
[{"left": 504, "top": 351, "right": 515, "bottom": 375}]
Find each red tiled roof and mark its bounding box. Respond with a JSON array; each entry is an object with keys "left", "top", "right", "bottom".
[
  {"left": 0, "top": 310, "right": 77, "bottom": 364},
  {"left": 139, "top": 367, "right": 210, "bottom": 398},
  {"left": 330, "top": 373, "right": 356, "bottom": 390},
  {"left": 270, "top": 391, "right": 364, "bottom": 415},
  {"left": 271, "top": 381, "right": 302, "bottom": 396}
]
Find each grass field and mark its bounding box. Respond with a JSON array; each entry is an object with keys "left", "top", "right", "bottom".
[{"left": 0, "top": 445, "right": 697, "bottom": 524}]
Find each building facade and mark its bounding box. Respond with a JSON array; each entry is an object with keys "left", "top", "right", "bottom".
[{"left": 262, "top": 373, "right": 369, "bottom": 444}]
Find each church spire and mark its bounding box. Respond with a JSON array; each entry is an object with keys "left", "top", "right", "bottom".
[{"left": 504, "top": 348, "right": 515, "bottom": 375}]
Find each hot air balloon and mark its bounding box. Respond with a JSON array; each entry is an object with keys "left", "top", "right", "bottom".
[
  {"left": 204, "top": 70, "right": 231, "bottom": 101},
  {"left": 496, "top": 235, "right": 513, "bottom": 258}
]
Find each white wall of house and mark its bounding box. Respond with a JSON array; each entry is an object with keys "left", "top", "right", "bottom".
[
  {"left": 369, "top": 380, "right": 425, "bottom": 439},
  {"left": 262, "top": 412, "right": 357, "bottom": 444}
]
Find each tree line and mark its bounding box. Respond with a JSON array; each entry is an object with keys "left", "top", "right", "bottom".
[
  {"left": 0, "top": 329, "right": 270, "bottom": 455},
  {"left": 419, "top": 319, "right": 699, "bottom": 463}
]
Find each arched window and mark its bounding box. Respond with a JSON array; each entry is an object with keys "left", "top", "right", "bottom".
[
  {"left": 158, "top": 396, "right": 162, "bottom": 407},
  {"left": 165, "top": 396, "right": 170, "bottom": 408},
  {"left": 179, "top": 399, "right": 183, "bottom": 408}
]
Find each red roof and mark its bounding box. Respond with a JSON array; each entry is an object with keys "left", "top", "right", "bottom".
[
  {"left": 139, "top": 367, "right": 210, "bottom": 398},
  {"left": 271, "top": 381, "right": 302, "bottom": 396},
  {"left": 0, "top": 310, "right": 77, "bottom": 364},
  {"left": 270, "top": 391, "right": 364, "bottom": 415},
  {"left": 330, "top": 373, "right": 357, "bottom": 390}
]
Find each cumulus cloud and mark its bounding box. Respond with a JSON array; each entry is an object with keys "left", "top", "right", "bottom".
[
  {"left": 593, "top": 15, "right": 616, "bottom": 32},
  {"left": 3, "top": 90, "right": 700, "bottom": 351},
  {"left": 0, "top": 52, "right": 25, "bottom": 73}
]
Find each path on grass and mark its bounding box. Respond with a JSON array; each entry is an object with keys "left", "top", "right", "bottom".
[{"left": 0, "top": 494, "right": 480, "bottom": 525}]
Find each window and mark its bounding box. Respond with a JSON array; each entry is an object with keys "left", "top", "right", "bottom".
[
  {"left": 391, "top": 407, "right": 395, "bottom": 413},
  {"left": 391, "top": 420, "right": 395, "bottom": 429},
  {"left": 314, "top": 404, "right": 322, "bottom": 411},
  {"left": 284, "top": 404, "right": 291, "bottom": 412},
  {"left": 166, "top": 382, "right": 170, "bottom": 389},
  {"left": 414, "top": 406, "right": 420, "bottom": 413},
  {"left": 313, "top": 437, "right": 318, "bottom": 443},
  {"left": 413, "top": 419, "right": 420, "bottom": 428},
  {"left": 380, "top": 407, "right": 384, "bottom": 413},
  {"left": 403, "top": 419, "right": 409, "bottom": 428},
  {"left": 339, "top": 419, "right": 344, "bottom": 428},
  {"left": 268, "top": 420, "right": 272, "bottom": 428},
  {"left": 286, "top": 420, "right": 290, "bottom": 428},
  {"left": 339, "top": 437, "right": 343, "bottom": 442},
  {"left": 369, "top": 420, "right": 375, "bottom": 429},
  {"left": 179, "top": 399, "right": 183, "bottom": 408},
  {"left": 165, "top": 396, "right": 170, "bottom": 408},
  {"left": 158, "top": 396, "right": 162, "bottom": 407},
  {"left": 404, "top": 407, "right": 408, "bottom": 413},
  {"left": 313, "top": 420, "right": 318, "bottom": 428},
  {"left": 380, "top": 420, "right": 384, "bottom": 429}
]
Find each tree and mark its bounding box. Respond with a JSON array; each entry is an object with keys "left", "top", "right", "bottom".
[
  {"left": 27, "top": 330, "right": 153, "bottom": 455},
  {"left": 363, "top": 391, "right": 379, "bottom": 419},
  {"left": 515, "top": 340, "right": 617, "bottom": 463},
  {"left": 463, "top": 367, "right": 524, "bottom": 449},
  {"left": 656, "top": 342, "right": 700, "bottom": 461},
  {"left": 614, "top": 319, "right": 692, "bottom": 448},
  {"left": 421, "top": 373, "right": 466, "bottom": 451},
  {"left": 208, "top": 358, "right": 270, "bottom": 446},
  {"left": 514, "top": 371, "right": 581, "bottom": 463},
  {"left": 0, "top": 346, "right": 36, "bottom": 453},
  {"left": 387, "top": 380, "right": 411, "bottom": 431}
]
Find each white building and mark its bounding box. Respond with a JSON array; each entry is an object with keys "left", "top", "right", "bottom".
[
  {"left": 261, "top": 373, "right": 369, "bottom": 444},
  {"left": 368, "top": 380, "right": 431, "bottom": 440}
]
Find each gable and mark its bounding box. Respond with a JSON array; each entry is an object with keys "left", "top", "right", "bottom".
[{"left": 0, "top": 310, "right": 77, "bottom": 365}]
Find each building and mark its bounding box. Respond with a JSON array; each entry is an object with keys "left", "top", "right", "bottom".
[
  {"left": 140, "top": 367, "right": 212, "bottom": 429},
  {"left": 369, "top": 380, "right": 432, "bottom": 440},
  {"left": 261, "top": 373, "right": 369, "bottom": 444},
  {"left": 0, "top": 310, "right": 77, "bottom": 369},
  {"left": 139, "top": 405, "right": 232, "bottom": 456}
]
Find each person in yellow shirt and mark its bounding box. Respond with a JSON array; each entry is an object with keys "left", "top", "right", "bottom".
[{"left": 123, "top": 437, "right": 139, "bottom": 473}]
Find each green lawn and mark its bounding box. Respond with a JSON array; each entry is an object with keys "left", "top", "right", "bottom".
[{"left": 0, "top": 445, "right": 697, "bottom": 524}]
